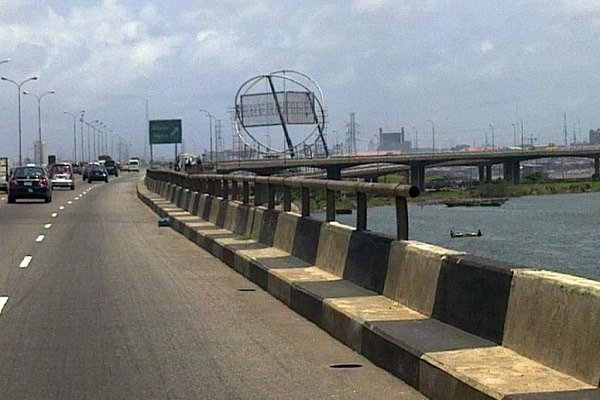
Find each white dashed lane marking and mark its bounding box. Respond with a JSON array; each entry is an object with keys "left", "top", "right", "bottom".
[
  {"left": 0, "top": 297, "right": 8, "bottom": 315},
  {"left": 19, "top": 256, "right": 33, "bottom": 268},
  {"left": 36, "top": 235, "right": 45, "bottom": 242},
  {"left": 59, "top": 206, "right": 65, "bottom": 210},
  {"left": 44, "top": 224, "right": 52, "bottom": 229},
  {"left": 67, "top": 201, "right": 72, "bottom": 204},
  {"left": 51, "top": 213, "right": 58, "bottom": 218}
]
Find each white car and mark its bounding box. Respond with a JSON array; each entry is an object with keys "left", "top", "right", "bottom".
[
  {"left": 49, "top": 162, "right": 75, "bottom": 190},
  {"left": 125, "top": 159, "right": 139, "bottom": 172}
]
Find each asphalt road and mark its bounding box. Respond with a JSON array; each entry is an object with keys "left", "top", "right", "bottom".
[{"left": 0, "top": 173, "right": 425, "bottom": 400}]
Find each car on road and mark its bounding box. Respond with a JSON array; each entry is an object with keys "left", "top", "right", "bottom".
[
  {"left": 104, "top": 159, "right": 119, "bottom": 176},
  {"left": 82, "top": 162, "right": 99, "bottom": 180},
  {"left": 123, "top": 159, "right": 140, "bottom": 172},
  {"left": 7, "top": 165, "right": 52, "bottom": 203},
  {"left": 0, "top": 157, "right": 9, "bottom": 192},
  {"left": 49, "top": 162, "right": 75, "bottom": 190},
  {"left": 87, "top": 166, "right": 109, "bottom": 183}
]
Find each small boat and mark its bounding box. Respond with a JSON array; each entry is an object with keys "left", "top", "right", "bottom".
[
  {"left": 444, "top": 198, "right": 508, "bottom": 207},
  {"left": 450, "top": 229, "right": 482, "bottom": 238},
  {"left": 335, "top": 208, "right": 353, "bottom": 215}
]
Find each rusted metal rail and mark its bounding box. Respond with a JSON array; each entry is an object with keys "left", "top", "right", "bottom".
[{"left": 146, "top": 170, "right": 420, "bottom": 239}]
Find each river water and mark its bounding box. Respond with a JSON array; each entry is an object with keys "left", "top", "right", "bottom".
[{"left": 316, "top": 192, "right": 600, "bottom": 281}]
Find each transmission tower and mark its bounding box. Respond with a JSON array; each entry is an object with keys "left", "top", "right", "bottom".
[
  {"left": 345, "top": 112, "right": 358, "bottom": 154},
  {"left": 215, "top": 119, "right": 224, "bottom": 159},
  {"left": 563, "top": 113, "right": 568, "bottom": 146}
]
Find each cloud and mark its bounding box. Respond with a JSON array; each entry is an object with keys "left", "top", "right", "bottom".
[
  {"left": 474, "top": 40, "right": 495, "bottom": 55},
  {"left": 2, "top": 0, "right": 600, "bottom": 159},
  {"left": 352, "top": 0, "right": 388, "bottom": 12}
]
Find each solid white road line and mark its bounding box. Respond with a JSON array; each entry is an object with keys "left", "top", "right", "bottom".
[
  {"left": 19, "top": 256, "right": 33, "bottom": 268},
  {"left": 51, "top": 213, "right": 58, "bottom": 217},
  {"left": 0, "top": 297, "right": 8, "bottom": 315},
  {"left": 36, "top": 235, "right": 45, "bottom": 242},
  {"left": 44, "top": 223, "right": 52, "bottom": 229}
]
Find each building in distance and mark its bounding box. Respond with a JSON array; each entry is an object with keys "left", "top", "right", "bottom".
[
  {"left": 378, "top": 127, "right": 412, "bottom": 152},
  {"left": 590, "top": 129, "right": 600, "bottom": 145}
]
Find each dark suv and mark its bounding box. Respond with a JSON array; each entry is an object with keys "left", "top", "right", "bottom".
[
  {"left": 104, "top": 160, "right": 118, "bottom": 177},
  {"left": 7, "top": 165, "right": 52, "bottom": 203}
]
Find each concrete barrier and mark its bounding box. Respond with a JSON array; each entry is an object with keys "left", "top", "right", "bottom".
[
  {"left": 138, "top": 177, "right": 600, "bottom": 400},
  {"left": 503, "top": 270, "right": 600, "bottom": 386}
]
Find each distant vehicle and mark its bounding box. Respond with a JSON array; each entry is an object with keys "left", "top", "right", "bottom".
[
  {"left": 0, "top": 157, "right": 9, "bottom": 192},
  {"left": 123, "top": 159, "right": 140, "bottom": 172},
  {"left": 74, "top": 162, "right": 87, "bottom": 175},
  {"left": 98, "top": 155, "right": 112, "bottom": 161},
  {"left": 104, "top": 159, "right": 118, "bottom": 176},
  {"left": 7, "top": 165, "right": 52, "bottom": 203},
  {"left": 87, "top": 166, "right": 109, "bottom": 183},
  {"left": 49, "top": 162, "right": 75, "bottom": 190},
  {"left": 82, "top": 162, "right": 99, "bottom": 180}
]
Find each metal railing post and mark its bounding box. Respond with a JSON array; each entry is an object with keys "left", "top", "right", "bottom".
[
  {"left": 301, "top": 187, "right": 310, "bottom": 217},
  {"left": 356, "top": 192, "right": 367, "bottom": 230},
  {"left": 395, "top": 195, "right": 409, "bottom": 240},
  {"left": 283, "top": 186, "right": 292, "bottom": 212},
  {"left": 267, "top": 183, "right": 275, "bottom": 210},
  {"left": 231, "top": 181, "right": 239, "bottom": 201},
  {"left": 326, "top": 189, "right": 336, "bottom": 222},
  {"left": 242, "top": 181, "right": 250, "bottom": 205},
  {"left": 222, "top": 180, "right": 229, "bottom": 199}
]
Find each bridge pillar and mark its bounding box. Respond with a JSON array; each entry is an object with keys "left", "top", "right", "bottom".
[
  {"left": 485, "top": 164, "right": 492, "bottom": 183},
  {"left": 410, "top": 163, "right": 425, "bottom": 191},
  {"left": 594, "top": 157, "right": 600, "bottom": 180},
  {"left": 326, "top": 166, "right": 341, "bottom": 180},
  {"left": 503, "top": 160, "right": 520, "bottom": 184},
  {"left": 478, "top": 165, "right": 485, "bottom": 184}
]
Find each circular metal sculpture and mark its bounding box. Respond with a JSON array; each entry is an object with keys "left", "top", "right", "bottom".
[{"left": 234, "top": 70, "right": 329, "bottom": 158}]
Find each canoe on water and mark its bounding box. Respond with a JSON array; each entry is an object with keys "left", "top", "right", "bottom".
[{"left": 450, "top": 229, "right": 482, "bottom": 238}]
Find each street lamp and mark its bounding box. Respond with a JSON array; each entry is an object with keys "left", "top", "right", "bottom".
[
  {"left": 23, "top": 89, "right": 55, "bottom": 165},
  {"left": 1, "top": 75, "right": 38, "bottom": 165},
  {"left": 199, "top": 108, "right": 214, "bottom": 164},
  {"left": 428, "top": 120, "right": 435, "bottom": 153},
  {"left": 62, "top": 109, "right": 85, "bottom": 163}
]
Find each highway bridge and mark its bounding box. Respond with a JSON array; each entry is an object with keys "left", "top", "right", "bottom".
[
  {"left": 0, "top": 174, "right": 423, "bottom": 399},
  {"left": 216, "top": 147, "right": 600, "bottom": 189},
  {"left": 0, "top": 171, "right": 598, "bottom": 399}
]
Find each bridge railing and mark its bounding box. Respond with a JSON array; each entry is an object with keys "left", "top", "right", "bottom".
[{"left": 146, "top": 170, "right": 420, "bottom": 239}]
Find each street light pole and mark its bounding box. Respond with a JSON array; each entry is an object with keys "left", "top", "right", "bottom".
[
  {"left": 80, "top": 113, "right": 86, "bottom": 162},
  {"left": 24, "top": 90, "right": 55, "bottom": 165},
  {"left": 1, "top": 76, "right": 38, "bottom": 165},
  {"left": 199, "top": 108, "right": 214, "bottom": 165},
  {"left": 62, "top": 110, "right": 84, "bottom": 163},
  {"left": 428, "top": 120, "right": 435, "bottom": 153}
]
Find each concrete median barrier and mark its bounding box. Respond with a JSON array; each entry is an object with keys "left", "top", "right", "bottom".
[{"left": 138, "top": 176, "right": 600, "bottom": 400}]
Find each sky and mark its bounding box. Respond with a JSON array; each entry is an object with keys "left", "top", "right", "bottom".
[{"left": 1, "top": 0, "right": 600, "bottom": 162}]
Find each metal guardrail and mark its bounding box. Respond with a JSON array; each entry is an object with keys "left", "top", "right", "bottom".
[{"left": 147, "top": 170, "right": 420, "bottom": 240}]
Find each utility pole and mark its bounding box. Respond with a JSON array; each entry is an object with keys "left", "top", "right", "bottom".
[
  {"left": 428, "top": 120, "right": 435, "bottom": 153},
  {"left": 144, "top": 99, "right": 149, "bottom": 163},
  {"left": 563, "top": 113, "right": 568, "bottom": 147},
  {"left": 512, "top": 122, "right": 517, "bottom": 147},
  {"left": 346, "top": 113, "right": 358, "bottom": 154},
  {"left": 520, "top": 119, "right": 524, "bottom": 151},
  {"left": 491, "top": 125, "right": 495, "bottom": 149},
  {"left": 413, "top": 127, "right": 418, "bottom": 153}
]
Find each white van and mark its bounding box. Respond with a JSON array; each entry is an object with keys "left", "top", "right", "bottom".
[{"left": 126, "top": 159, "right": 139, "bottom": 172}]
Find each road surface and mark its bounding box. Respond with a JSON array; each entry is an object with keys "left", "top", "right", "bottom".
[{"left": 0, "top": 174, "right": 424, "bottom": 399}]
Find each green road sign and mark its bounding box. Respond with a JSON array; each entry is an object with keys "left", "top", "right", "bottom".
[{"left": 149, "top": 119, "right": 182, "bottom": 144}]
